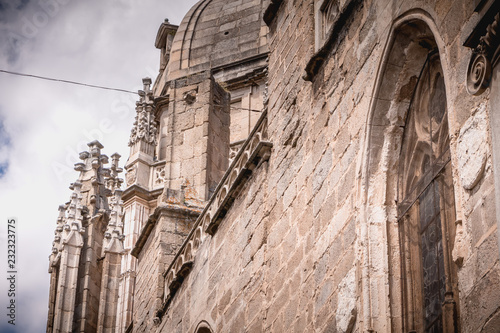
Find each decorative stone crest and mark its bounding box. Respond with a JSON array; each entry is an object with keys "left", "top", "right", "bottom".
[
  {"left": 126, "top": 164, "right": 137, "bottom": 186},
  {"left": 129, "top": 78, "right": 159, "bottom": 146},
  {"left": 49, "top": 204, "right": 69, "bottom": 268},
  {"left": 457, "top": 104, "right": 489, "bottom": 190},
  {"left": 154, "top": 165, "right": 167, "bottom": 185},
  {"left": 466, "top": 12, "right": 500, "bottom": 95}
]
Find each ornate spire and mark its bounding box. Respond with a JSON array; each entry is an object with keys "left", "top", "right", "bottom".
[
  {"left": 60, "top": 182, "right": 85, "bottom": 247},
  {"left": 50, "top": 141, "right": 125, "bottom": 254},
  {"left": 103, "top": 189, "right": 125, "bottom": 254},
  {"left": 48, "top": 204, "right": 67, "bottom": 270},
  {"left": 105, "top": 153, "right": 124, "bottom": 193},
  {"left": 48, "top": 141, "right": 125, "bottom": 332},
  {"left": 103, "top": 153, "right": 125, "bottom": 254},
  {"left": 128, "top": 78, "right": 158, "bottom": 147}
]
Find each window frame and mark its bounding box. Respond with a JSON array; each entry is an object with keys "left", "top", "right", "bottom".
[{"left": 397, "top": 52, "right": 460, "bottom": 333}]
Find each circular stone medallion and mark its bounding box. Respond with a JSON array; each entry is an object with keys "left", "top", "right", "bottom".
[{"left": 457, "top": 105, "right": 488, "bottom": 190}]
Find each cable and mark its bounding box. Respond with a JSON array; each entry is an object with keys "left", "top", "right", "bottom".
[
  {"left": 0, "top": 69, "right": 138, "bottom": 95},
  {"left": 0, "top": 69, "right": 267, "bottom": 109}
]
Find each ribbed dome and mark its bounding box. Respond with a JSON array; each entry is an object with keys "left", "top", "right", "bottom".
[{"left": 166, "top": 0, "right": 269, "bottom": 80}]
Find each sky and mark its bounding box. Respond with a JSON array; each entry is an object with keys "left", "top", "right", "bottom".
[{"left": 0, "top": 0, "right": 198, "bottom": 332}]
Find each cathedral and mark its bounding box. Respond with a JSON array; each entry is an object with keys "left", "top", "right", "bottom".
[{"left": 47, "top": 0, "right": 500, "bottom": 332}]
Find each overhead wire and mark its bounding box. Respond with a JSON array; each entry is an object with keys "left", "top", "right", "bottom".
[
  {"left": 0, "top": 69, "right": 138, "bottom": 95},
  {"left": 0, "top": 69, "right": 266, "bottom": 113}
]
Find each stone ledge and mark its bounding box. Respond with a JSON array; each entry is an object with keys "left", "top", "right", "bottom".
[
  {"left": 156, "top": 109, "right": 272, "bottom": 320},
  {"left": 122, "top": 184, "right": 163, "bottom": 203}
]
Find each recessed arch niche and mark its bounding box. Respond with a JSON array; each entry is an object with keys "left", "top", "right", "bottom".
[
  {"left": 194, "top": 320, "right": 214, "bottom": 333},
  {"left": 362, "top": 10, "right": 460, "bottom": 333}
]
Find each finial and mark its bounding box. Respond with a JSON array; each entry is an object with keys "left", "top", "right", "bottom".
[
  {"left": 87, "top": 140, "right": 104, "bottom": 149},
  {"left": 142, "top": 77, "right": 152, "bottom": 91}
]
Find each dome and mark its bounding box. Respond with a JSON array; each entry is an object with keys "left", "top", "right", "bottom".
[{"left": 166, "top": 0, "right": 269, "bottom": 81}]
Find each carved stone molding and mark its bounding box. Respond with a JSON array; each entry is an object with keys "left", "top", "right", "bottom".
[
  {"left": 125, "top": 164, "right": 137, "bottom": 186},
  {"left": 465, "top": 4, "right": 500, "bottom": 95},
  {"left": 154, "top": 165, "right": 167, "bottom": 186},
  {"left": 467, "top": 52, "right": 492, "bottom": 95}
]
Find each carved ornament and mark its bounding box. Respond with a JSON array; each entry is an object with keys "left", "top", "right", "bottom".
[
  {"left": 466, "top": 10, "right": 500, "bottom": 95},
  {"left": 129, "top": 78, "right": 159, "bottom": 146}
]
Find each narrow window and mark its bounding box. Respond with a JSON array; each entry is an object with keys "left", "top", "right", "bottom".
[{"left": 398, "top": 52, "right": 460, "bottom": 332}]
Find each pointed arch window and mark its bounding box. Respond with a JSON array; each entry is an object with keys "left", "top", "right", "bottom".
[{"left": 397, "top": 52, "right": 460, "bottom": 332}]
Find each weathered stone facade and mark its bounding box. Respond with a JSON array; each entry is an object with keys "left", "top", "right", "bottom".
[{"left": 48, "top": 0, "right": 500, "bottom": 332}]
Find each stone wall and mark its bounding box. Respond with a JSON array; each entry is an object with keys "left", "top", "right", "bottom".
[
  {"left": 131, "top": 0, "right": 500, "bottom": 332},
  {"left": 157, "top": 73, "right": 230, "bottom": 202},
  {"left": 133, "top": 206, "right": 199, "bottom": 332}
]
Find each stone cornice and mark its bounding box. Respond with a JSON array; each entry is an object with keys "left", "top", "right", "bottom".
[
  {"left": 155, "top": 108, "right": 272, "bottom": 321},
  {"left": 211, "top": 52, "right": 269, "bottom": 74},
  {"left": 464, "top": 0, "right": 500, "bottom": 95},
  {"left": 222, "top": 65, "right": 268, "bottom": 91},
  {"left": 303, "top": 0, "right": 363, "bottom": 81},
  {"left": 155, "top": 20, "right": 178, "bottom": 49},
  {"left": 122, "top": 184, "right": 162, "bottom": 203}
]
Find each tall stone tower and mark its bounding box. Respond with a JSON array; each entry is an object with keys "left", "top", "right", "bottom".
[{"left": 47, "top": 141, "right": 124, "bottom": 333}]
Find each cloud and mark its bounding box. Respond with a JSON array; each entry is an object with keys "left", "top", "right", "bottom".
[
  {"left": 0, "top": 1, "right": 198, "bottom": 332},
  {"left": 0, "top": 115, "right": 11, "bottom": 178}
]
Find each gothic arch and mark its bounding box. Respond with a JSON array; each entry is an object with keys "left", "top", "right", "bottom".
[{"left": 360, "top": 10, "right": 459, "bottom": 332}]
